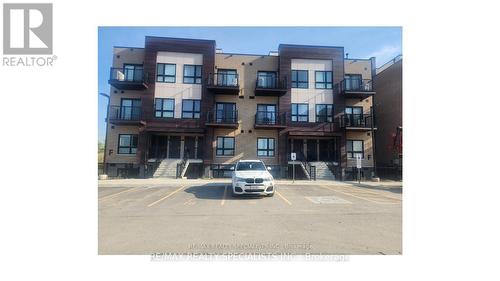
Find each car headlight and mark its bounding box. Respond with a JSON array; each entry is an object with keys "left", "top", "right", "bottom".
[{"left": 234, "top": 177, "right": 246, "bottom": 182}]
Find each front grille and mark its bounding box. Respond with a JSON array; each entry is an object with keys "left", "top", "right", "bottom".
[
  {"left": 245, "top": 189, "right": 265, "bottom": 193},
  {"left": 245, "top": 178, "right": 264, "bottom": 183}
]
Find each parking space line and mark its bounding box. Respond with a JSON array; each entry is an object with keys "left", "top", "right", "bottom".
[
  {"left": 221, "top": 185, "right": 228, "bottom": 206},
  {"left": 147, "top": 186, "right": 186, "bottom": 207},
  {"left": 340, "top": 186, "right": 402, "bottom": 201},
  {"left": 98, "top": 187, "right": 139, "bottom": 201},
  {"left": 275, "top": 190, "right": 292, "bottom": 205},
  {"left": 320, "top": 185, "right": 385, "bottom": 204}
]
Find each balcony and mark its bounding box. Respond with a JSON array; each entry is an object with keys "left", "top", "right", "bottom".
[
  {"left": 108, "top": 67, "right": 148, "bottom": 90},
  {"left": 254, "top": 75, "right": 288, "bottom": 96},
  {"left": 205, "top": 110, "right": 239, "bottom": 128},
  {"left": 335, "top": 78, "right": 375, "bottom": 98},
  {"left": 108, "top": 105, "right": 144, "bottom": 125},
  {"left": 254, "top": 111, "right": 287, "bottom": 129},
  {"left": 206, "top": 73, "right": 240, "bottom": 95},
  {"left": 339, "top": 114, "right": 376, "bottom": 130}
]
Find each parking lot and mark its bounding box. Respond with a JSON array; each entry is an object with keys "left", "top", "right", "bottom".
[{"left": 98, "top": 180, "right": 402, "bottom": 255}]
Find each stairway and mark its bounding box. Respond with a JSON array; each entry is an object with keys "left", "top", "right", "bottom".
[
  {"left": 152, "top": 159, "right": 182, "bottom": 178},
  {"left": 309, "top": 162, "right": 336, "bottom": 180}
]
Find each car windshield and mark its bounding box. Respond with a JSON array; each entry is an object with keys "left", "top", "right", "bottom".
[{"left": 236, "top": 162, "right": 266, "bottom": 171}]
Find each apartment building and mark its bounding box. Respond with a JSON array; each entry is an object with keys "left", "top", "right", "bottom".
[
  {"left": 103, "top": 36, "right": 377, "bottom": 180},
  {"left": 373, "top": 55, "right": 402, "bottom": 179}
]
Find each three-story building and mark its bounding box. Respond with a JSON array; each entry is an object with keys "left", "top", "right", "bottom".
[{"left": 103, "top": 36, "right": 377, "bottom": 180}]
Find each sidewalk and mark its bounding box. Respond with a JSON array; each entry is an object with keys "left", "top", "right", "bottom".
[{"left": 98, "top": 177, "right": 402, "bottom": 190}]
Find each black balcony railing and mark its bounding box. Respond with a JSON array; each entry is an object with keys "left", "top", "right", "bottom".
[
  {"left": 255, "top": 111, "right": 287, "bottom": 126},
  {"left": 340, "top": 114, "right": 374, "bottom": 128},
  {"left": 206, "top": 110, "right": 238, "bottom": 124},
  {"left": 206, "top": 73, "right": 239, "bottom": 87},
  {"left": 336, "top": 78, "right": 373, "bottom": 93},
  {"left": 109, "top": 68, "right": 147, "bottom": 83},
  {"left": 109, "top": 105, "right": 142, "bottom": 121},
  {"left": 255, "top": 75, "right": 287, "bottom": 89}
]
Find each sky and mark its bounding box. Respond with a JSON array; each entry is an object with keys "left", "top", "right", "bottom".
[{"left": 98, "top": 27, "right": 402, "bottom": 142}]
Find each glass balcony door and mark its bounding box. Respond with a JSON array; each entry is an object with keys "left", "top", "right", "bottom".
[
  {"left": 345, "top": 106, "right": 363, "bottom": 126},
  {"left": 257, "top": 71, "right": 277, "bottom": 88},
  {"left": 120, "top": 99, "right": 141, "bottom": 120},
  {"left": 123, "top": 64, "right": 143, "bottom": 82},
  {"left": 345, "top": 74, "right": 362, "bottom": 90},
  {"left": 216, "top": 103, "right": 236, "bottom": 123},
  {"left": 217, "top": 69, "right": 237, "bottom": 86},
  {"left": 256, "top": 104, "right": 277, "bottom": 124}
]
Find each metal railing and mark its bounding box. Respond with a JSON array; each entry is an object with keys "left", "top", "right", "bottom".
[
  {"left": 340, "top": 114, "right": 374, "bottom": 128},
  {"left": 255, "top": 111, "right": 287, "bottom": 126},
  {"left": 206, "top": 72, "right": 239, "bottom": 87},
  {"left": 287, "top": 151, "right": 316, "bottom": 181},
  {"left": 336, "top": 78, "right": 373, "bottom": 93},
  {"left": 255, "top": 75, "right": 287, "bottom": 89},
  {"left": 109, "top": 67, "right": 147, "bottom": 83},
  {"left": 206, "top": 110, "right": 238, "bottom": 124},
  {"left": 108, "top": 105, "right": 142, "bottom": 121}
]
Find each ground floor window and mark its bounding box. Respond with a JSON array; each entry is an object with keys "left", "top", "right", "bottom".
[
  {"left": 257, "top": 138, "right": 275, "bottom": 157},
  {"left": 216, "top": 136, "right": 235, "bottom": 156},
  {"left": 118, "top": 134, "right": 138, "bottom": 154},
  {"left": 347, "top": 140, "right": 364, "bottom": 159}
]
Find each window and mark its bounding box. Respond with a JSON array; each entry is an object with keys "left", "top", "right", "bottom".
[
  {"left": 292, "top": 103, "right": 308, "bottom": 122},
  {"left": 118, "top": 134, "right": 138, "bottom": 154},
  {"left": 156, "top": 63, "right": 176, "bottom": 83},
  {"left": 291, "top": 70, "right": 308, "bottom": 88},
  {"left": 154, "top": 98, "right": 175, "bottom": 118},
  {"left": 257, "top": 138, "right": 275, "bottom": 157},
  {"left": 345, "top": 106, "right": 364, "bottom": 126},
  {"left": 347, "top": 140, "right": 364, "bottom": 159},
  {"left": 316, "top": 104, "right": 333, "bottom": 122},
  {"left": 257, "top": 71, "right": 277, "bottom": 88},
  {"left": 345, "top": 74, "right": 362, "bottom": 90},
  {"left": 120, "top": 99, "right": 141, "bottom": 120},
  {"left": 123, "top": 64, "right": 143, "bottom": 81},
  {"left": 216, "top": 103, "right": 237, "bottom": 123},
  {"left": 256, "top": 104, "right": 277, "bottom": 124},
  {"left": 217, "top": 69, "right": 238, "bottom": 86},
  {"left": 183, "top": 65, "right": 202, "bottom": 84},
  {"left": 315, "top": 71, "right": 333, "bottom": 89},
  {"left": 216, "top": 137, "right": 235, "bottom": 156},
  {"left": 182, "top": 99, "right": 201, "bottom": 119}
]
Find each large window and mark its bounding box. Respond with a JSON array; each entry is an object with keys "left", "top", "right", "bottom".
[
  {"left": 123, "top": 64, "right": 143, "bottom": 81},
  {"left": 257, "top": 71, "right": 277, "bottom": 88},
  {"left": 156, "top": 63, "right": 176, "bottom": 83},
  {"left": 291, "top": 70, "right": 308, "bottom": 88},
  {"left": 216, "top": 103, "right": 237, "bottom": 123},
  {"left": 118, "top": 134, "right": 138, "bottom": 155},
  {"left": 120, "top": 99, "right": 141, "bottom": 120},
  {"left": 315, "top": 71, "right": 333, "bottom": 89},
  {"left": 183, "top": 65, "right": 202, "bottom": 84},
  {"left": 345, "top": 74, "right": 363, "bottom": 90},
  {"left": 256, "top": 104, "right": 277, "bottom": 124},
  {"left": 216, "top": 137, "right": 235, "bottom": 156},
  {"left": 257, "top": 138, "right": 275, "bottom": 157},
  {"left": 182, "top": 99, "right": 201, "bottom": 119},
  {"left": 154, "top": 98, "right": 175, "bottom": 118},
  {"left": 316, "top": 104, "right": 333, "bottom": 122},
  {"left": 292, "top": 103, "right": 308, "bottom": 122},
  {"left": 345, "top": 106, "right": 364, "bottom": 126},
  {"left": 347, "top": 140, "right": 364, "bottom": 159},
  {"left": 217, "top": 69, "right": 238, "bottom": 86}
]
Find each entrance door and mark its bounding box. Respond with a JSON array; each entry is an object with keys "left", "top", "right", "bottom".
[
  {"left": 169, "top": 136, "right": 181, "bottom": 159},
  {"left": 184, "top": 136, "right": 196, "bottom": 159},
  {"left": 319, "top": 139, "right": 335, "bottom": 161},
  {"left": 291, "top": 139, "right": 304, "bottom": 161},
  {"left": 307, "top": 139, "right": 318, "bottom": 161}
]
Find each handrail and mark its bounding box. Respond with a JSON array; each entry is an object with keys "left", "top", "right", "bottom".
[
  {"left": 109, "top": 67, "right": 147, "bottom": 83},
  {"left": 108, "top": 105, "right": 142, "bottom": 121},
  {"left": 335, "top": 78, "right": 373, "bottom": 93},
  {"left": 340, "top": 113, "right": 374, "bottom": 128},
  {"left": 255, "top": 111, "right": 287, "bottom": 126},
  {"left": 206, "top": 109, "right": 238, "bottom": 124},
  {"left": 206, "top": 72, "right": 239, "bottom": 87}
]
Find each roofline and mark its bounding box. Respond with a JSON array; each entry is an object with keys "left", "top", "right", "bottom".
[
  {"left": 145, "top": 35, "right": 216, "bottom": 43},
  {"left": 217, "top": 52, "right": 271, "bottom": 57},
  {"left": 113, "top": 46, "right": 144, "bottom": 49},
  {"left": 279, "top": 43, "right": 344, "bottom": 49}
]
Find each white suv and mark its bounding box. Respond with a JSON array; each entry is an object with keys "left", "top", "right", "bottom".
[{"left": 231, "top": 160, "right": 275, "bottom": 197}]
